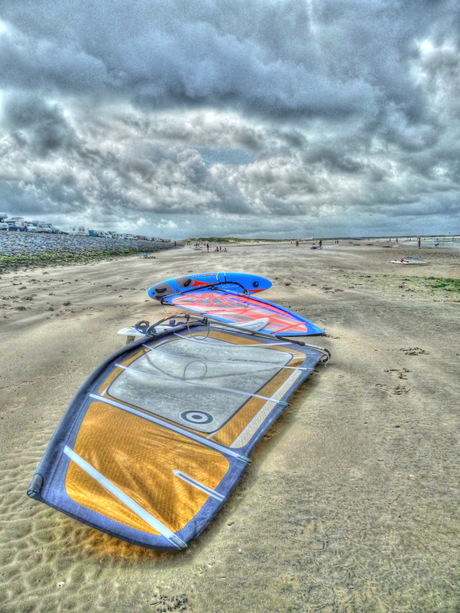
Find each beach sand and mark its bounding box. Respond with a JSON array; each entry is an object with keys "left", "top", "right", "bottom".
[{"left": 0, "top": 242, "right": 458, "bottom": 612}]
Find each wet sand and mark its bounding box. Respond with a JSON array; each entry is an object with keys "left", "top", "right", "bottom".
[{"left": 0, "top": 242, "right": 458, "bottom": 612}]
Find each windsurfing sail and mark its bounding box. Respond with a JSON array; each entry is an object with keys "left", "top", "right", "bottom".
[
  {"left": 391, "top": 258, "right": 429, "bottom": 265},
  {"left": 159, "top": 288, "right": 324, "bottom": 336},
  {"left": 28, "top": 318, "right": 330, "bottom": 551}
]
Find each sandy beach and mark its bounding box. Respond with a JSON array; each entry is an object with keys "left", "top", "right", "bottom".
[{"left": 0, "top": 241, "right": 458, "bottom": 612}]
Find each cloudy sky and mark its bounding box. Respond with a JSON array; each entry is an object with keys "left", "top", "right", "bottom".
[{"left": 0, "top": 0, "right": 459, "bottom": 239}]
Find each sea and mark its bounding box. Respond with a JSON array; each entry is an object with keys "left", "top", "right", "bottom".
[{"left": 402, "top": 237, "right": 460, "bottom": 249}]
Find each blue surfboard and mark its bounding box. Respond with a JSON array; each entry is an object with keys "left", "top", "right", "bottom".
[{"left": 148, "top": 272, "right": 272, "bottom": 301}]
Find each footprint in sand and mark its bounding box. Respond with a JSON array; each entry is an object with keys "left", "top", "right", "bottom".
[
  {"left": 375, "top": 383, "right": 410, "bottom": 395},
  {"left": 384, "top": 368, "right": 410, "bottom": 380},
  {"left": 393, "top": 384, "right": 410, "bottom": 395},
  {"left": 400, "top": 347, "right": 429, "bottom": 355}
]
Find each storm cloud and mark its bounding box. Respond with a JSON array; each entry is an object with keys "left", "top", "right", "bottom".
[{"left": 0, "top": 0, "right": 459, "bottom": 238}]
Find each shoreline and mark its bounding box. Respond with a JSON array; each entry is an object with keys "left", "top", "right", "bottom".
[{"left": 0, "top": 243, "right": 458, "bottom": 612}]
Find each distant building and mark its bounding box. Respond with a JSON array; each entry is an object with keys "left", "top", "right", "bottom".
[{"left": 69, "top": 226, "right": 90, "bottom": 236}]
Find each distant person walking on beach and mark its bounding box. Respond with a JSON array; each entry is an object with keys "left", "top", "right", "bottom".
[{"left": 417, "top": 237, "right": 421, "bottom": 249}]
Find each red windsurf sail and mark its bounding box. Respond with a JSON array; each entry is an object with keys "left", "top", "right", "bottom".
[{"left": 162, "top": 289, "right": 324, "bottom": 336}]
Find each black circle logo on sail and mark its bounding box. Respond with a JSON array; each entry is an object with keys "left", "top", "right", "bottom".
[{"left": 180, "top": 410, "right": 213, "bottom": 425}]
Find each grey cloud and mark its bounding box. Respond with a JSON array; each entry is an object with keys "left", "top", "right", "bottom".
[
  {"left": 0, "top": 22, "right": 109, "bottom": 95},
  {"left": 0, "top": 0, "right": 456, "bottom": 129},
  {"left": 0, "top": 0, "right": 459, "bottom": 238},
  {"left": 2, "top": 94, "right": 79, "bottom": 157},
  {"left": 0, "top": 0, "right": 374, "bottom": 118},
  {"left": 303, "top": 146, "right": 364, "bottom": 174}
]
